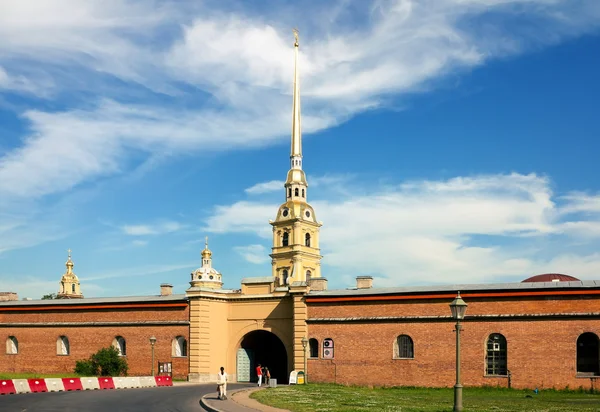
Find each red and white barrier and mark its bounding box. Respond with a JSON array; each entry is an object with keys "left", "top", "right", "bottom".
[
  {"left": 44, "top": 378, "right": 65, "bottom": 392},
  {"left": 0, "top": 380, "right": 16, "bottom": 395},
  {"left": 154, "top": 376, "right": 172, "bottom": 387},
  {"left": 12, "top": 379, "right": 31, "bottom": 394},
  {"left": 98, "top": 377, "right": 115, "bottom": 390},
  {"left": 1, "top": 376, "right": 174, "bottom": 396},
  {"left": 81, "top": 377, "right": 101, "bottom": 390},
  {"left": 62, "top": 378, "right": 83, "bottom": 391},
  {"left": 27, "top": 379, "right": 48, "bottom": 393}
]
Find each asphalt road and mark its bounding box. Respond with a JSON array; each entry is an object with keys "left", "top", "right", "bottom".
[{"left": 1, "top": 383, "right": 250, "bottom": 412}]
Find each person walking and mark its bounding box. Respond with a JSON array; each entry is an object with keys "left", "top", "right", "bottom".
[
  {"left": 265, "top": 367, "right": 271, "bottom": 386},
  {"left": 217, "top": 366, "right": 228, "bottom": 400},
  {"left": 256, "top": 363, "right": 263, "bottom": 387}
]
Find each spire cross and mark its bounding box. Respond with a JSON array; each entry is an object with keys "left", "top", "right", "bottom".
[
  {"left": 67, "top": 248, "right": 72, "bottom": 259},
  {"left": 205, "top": 236, "right": 208, "bottom": 249},
  {"left": 293, "top": 28, "right": 299, "bottom": 47}
]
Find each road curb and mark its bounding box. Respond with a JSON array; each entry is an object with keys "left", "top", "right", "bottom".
[{"left": 201, "top": 387, "right": 260, "bottom": 412}]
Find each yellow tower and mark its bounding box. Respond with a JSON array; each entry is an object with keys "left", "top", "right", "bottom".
[
  {"left": 57, "top": 249, "right": 83, "bottom": 299},
  {"left": 190, "top": 237, "right": 223, "bottom": 289},
  {"left": 270, "top": 30, "right": 323, "bottom": 286}
]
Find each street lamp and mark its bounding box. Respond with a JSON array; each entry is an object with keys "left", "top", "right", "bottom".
[
  {"left": 449, "top": 292, "right": 468, "bottom": 412},
  {"left": 149, "top": 336, "right": 157, "bottom": 376},
  {"left": 301, "top": 336, "right": 308, "bottom": 384}
]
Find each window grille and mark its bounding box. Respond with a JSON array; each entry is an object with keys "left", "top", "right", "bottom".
[
  {"left": 396, "top": 335, "right": 414, "bottom": 359},
  {"left": 486, "top": 334, "right": 507, "bottom": 375}
]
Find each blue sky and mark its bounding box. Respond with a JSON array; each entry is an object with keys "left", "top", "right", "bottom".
[{"left": 1, "top": 0, "right": 600, "bottom": 299}]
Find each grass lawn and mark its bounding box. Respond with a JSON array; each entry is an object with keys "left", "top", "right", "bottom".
[
  {"left": 0, "top": 372, "right": 80, "bottom": 380},
  {"left": 251, "top": 384, "right": 600, "bottom": 412}
]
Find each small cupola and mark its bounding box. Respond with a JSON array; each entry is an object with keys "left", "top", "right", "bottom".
[
  {"left": 57, "top": 249, "right": 84, "bottom": 299},
  {"left": 190, "top": 237, "right": 223, "bottom": 290}
]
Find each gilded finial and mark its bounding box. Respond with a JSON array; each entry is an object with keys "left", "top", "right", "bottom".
[
  {"left": 205, "top": 236, "right": 208, "bottom": 249},
  {"left": 293, "top": 28, "right": 299, "bottom": 47},
  {"left": 67, "top": 248, "right": 72, "bottom": 259}
]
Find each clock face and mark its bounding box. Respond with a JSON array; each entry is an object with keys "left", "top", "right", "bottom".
[{"left": 282, "top": 208, "right": 289, "bottom": 217}]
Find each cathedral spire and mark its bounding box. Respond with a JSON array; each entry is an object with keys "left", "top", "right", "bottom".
[{"left": 290, "top": 28, "right": 302, "bottom": 170}]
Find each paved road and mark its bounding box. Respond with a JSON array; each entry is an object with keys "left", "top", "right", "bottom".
[{"left": 1, "top": 383, "right": 251, "bottom": 412}]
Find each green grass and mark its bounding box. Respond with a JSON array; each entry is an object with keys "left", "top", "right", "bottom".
[
  {"left": 251, "top": 384, "right": 600, "bottom": 412},
  {"left": 0, "top": 372, "right": 81, "bottom": 380}
]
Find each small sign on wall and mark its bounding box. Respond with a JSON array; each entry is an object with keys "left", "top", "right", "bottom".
[{"left": 323, "top": 338, "right": 334, "bottom": 359}]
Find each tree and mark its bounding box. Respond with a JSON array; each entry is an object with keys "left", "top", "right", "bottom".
[
  {"left": 41, "top": 293, "right": 58, "bottom": 300},
  {"left": 74, "top": 346, "right": 128, "bottom": 376}
]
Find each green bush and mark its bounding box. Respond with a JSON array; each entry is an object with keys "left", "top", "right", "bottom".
[
  {"left": 73, "top": 346, "right": 128, "bottom": 377},
  {"left": 74, "top": 359, "right": 97, "bottom": 376}
]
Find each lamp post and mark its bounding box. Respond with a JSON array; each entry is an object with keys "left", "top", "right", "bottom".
[
  {"left": 449, "top": 292, "right": 468, "bottom": 412},
  {"left": 149, "top": 336, "right": 157, "bottom": 376},
  {"left": 301, "top": 336, "right": 308, "bottom": 384}
]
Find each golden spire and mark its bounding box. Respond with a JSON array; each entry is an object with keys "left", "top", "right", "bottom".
[
  {"left": 290, "top": 28, "right": 302, "bottom": 165},
  {"left": 65, "top": 248, "right": 74, "bottom": 274},
  {"left": 201, "top": 236, "right": 212, "bottom": 259}
]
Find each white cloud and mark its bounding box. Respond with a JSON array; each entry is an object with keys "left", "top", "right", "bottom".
[
  {"left": 121, "top": 220, "right": 184, "bottom": 236},
  {"left": 1, "top": 0, "right": 599, "bottom": 203},
  {"left": 234, "top": 244, "right": 270, "bottom": 264},
  {"left": 204, "top": 173, "right": 600, "bottom": 286},
  {"left": 245, "top": 180, "right": 284, "bottom": 195},
  {"left": 203, "top": 201, "right": 275, "bottom": 239}
]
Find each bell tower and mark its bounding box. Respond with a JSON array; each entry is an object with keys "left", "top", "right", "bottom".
[
  {"left": 57, "top": 249, "right": 83, "bottom": 299},
  {"left": 270, "top": 30, "right": 322, "bottom": 286}
]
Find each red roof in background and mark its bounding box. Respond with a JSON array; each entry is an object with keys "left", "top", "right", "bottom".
[{"left": 522, "top": 273, "right": 580, "bottom": 283}]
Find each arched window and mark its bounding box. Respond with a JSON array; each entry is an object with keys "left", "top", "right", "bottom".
[
  {"left": 309, "top": 338, "right": 319, "bottom": 358},
  {"left": 112, "top": 336, "right": 126, "bottom": 356},
  {"left": 71, "top": 284, "right": 76, "bottom": 293},
  {"left": 6, "top": 336, "right": 18, "bottom": 354},
  {"left": 577, "top": 332, "right": 600, "bottom": 375},
  {"left": 282, "top": 232, "right": 289, "bottom": 247},
  {"left": 323, "top": 338, "right": 334, "bottom": 359},
  {"left": 282, "top": 269, "right": 289, "bottom": 285},
  {"left": 288, "top": 188, "right": 292, "bottom": 198},
  {"left": 172, "top": 336, "right": 188, "bottom": 357},
  {"left": 295, "top": 188, "right": 299, "bottom": 197},
  {"left": 486, "top": 333, "right": 507, "bottom": 375},
  {"left": 305, "top": 233, "right": 311, "bottom": 247},
  {"left": 395, "top": 335, "right": 414, "bottom": 359},
  {"left": 57, "top": 336, "right": 70, "bottom": 355},
  {"left": 306, "top": 270, "right": 312, "bottom": 282},
  {"left": 302, "top": 189, "right": 305, "bottom": 197}
]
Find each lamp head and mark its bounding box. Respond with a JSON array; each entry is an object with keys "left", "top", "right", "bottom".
[
  {"left": 449, "top": 292, "right": 468, "bottom": 320},
  {"left": 301, "top": 337, "right": 308, "bottom": 348},
  {"left": 149, "top": 336, "right": 157, "bottom": 345}
]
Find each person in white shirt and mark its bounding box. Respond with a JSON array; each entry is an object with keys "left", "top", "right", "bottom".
[{"left": 217, "top": 366, "right": 228, "bottom": 400}]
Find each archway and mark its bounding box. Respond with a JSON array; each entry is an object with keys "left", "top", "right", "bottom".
[{"left": 237, "top": 330, "right": 288, "bottom": 384}]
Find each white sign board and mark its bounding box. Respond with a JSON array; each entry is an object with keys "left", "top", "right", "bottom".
[{"left": 289, "top": 370, "right": 298, "bottom": 384}]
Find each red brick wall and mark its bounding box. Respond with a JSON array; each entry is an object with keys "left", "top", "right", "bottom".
[
  {"left": 0, "top": 305, "right": 190, "bottom": 379},
  {"left": 307, "top": 295, "right": 600, "bottom": 390}
]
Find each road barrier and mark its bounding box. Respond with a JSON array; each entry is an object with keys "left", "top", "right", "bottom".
[
  {"left": 27, "top": 379, "right": 48, "bottom": 393},
  {"left": 62, "top": 378, "right": 83, "bottom": 391},
  {"left": 44, "top": 378, "right": 65, "bottom": 392},
  {"left": 0, "top": 380, "right": 16, "bottom": 395},
  {"left": 0, "top": 376, "right": 172, "bottom": 396}
]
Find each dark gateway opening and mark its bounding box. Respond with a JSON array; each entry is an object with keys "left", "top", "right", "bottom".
[{"left": 237, "top": 330, "right": 288, "bottom": 384}]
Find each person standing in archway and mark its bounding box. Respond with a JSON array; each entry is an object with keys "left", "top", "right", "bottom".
[
  {"left": 217, "top": 366, "right": 228, "bottom": 400},
  {"left": 256, "top": 363, "right": 263, "bottom": 387}
]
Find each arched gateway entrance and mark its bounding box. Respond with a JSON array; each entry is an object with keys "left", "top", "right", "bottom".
[{"left": 237, "top": 330, "right": 288, "bottom": 384}]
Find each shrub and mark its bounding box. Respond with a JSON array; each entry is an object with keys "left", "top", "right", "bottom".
[
  {"left": 74, "top": 359, "right": 97, "bottom": 376},
  {"left": 73, "top": 346, "right": 128, "bottom": 377}
]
